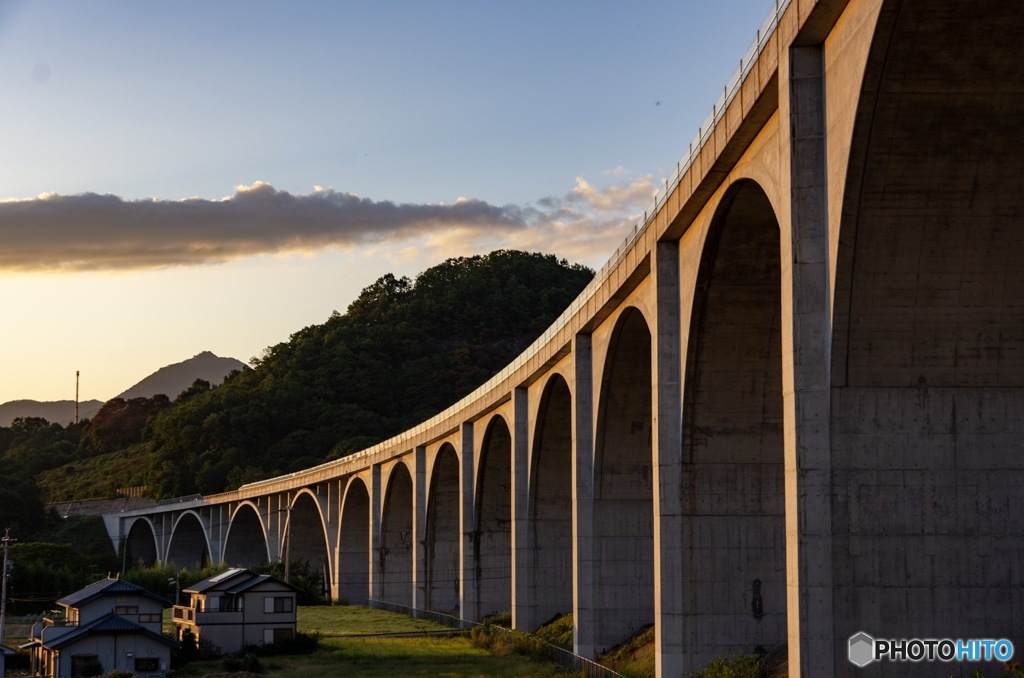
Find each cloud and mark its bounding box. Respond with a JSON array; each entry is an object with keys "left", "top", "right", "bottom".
[{"left": 0, "top": 176, "right": 658, "bottom": 272}]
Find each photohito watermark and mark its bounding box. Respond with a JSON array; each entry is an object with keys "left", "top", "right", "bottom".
[{"left": 848, "top": 632, "right": 1014, "bottom": 668}]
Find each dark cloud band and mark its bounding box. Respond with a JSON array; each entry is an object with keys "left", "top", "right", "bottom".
[
  {"left": 0, "top": 182, "right": 527, "bottom": 271},
  {"left": 0, "top": 177, "right": 654, "bottom": 272}
]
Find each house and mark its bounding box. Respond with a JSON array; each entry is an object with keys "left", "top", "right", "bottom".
[
  {"left": 172, "top": 568, "right": 298, "bottom": 655},
  {"left": 21, "top": 577, "right": 174, "bottom": 678}
]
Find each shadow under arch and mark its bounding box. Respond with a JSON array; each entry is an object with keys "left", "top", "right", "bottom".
[
  {"left": 474, "top": 414, "right": 512, "bottom": 619},
  {"left": 338, "top": 477, "right": 370, "bottom": 605},
  {"left": 166, "top": 511, "right": 211, "bottom": 570},
  {"left": 682, "top": 179, "right": 784, "bottom": 668},
  {"left": 223, "top": 502, "right": 269, "bottom": 567},
  {"left": 426, "top": 443, "right": 460, "bottom": 613},
  {"left": 287, "top": 490, "right": 331, "bottom": 600},
  {"left": 831, "top": 0, "right": 1024, "bottom": 653},
  {"left": 380, "top": 461, "right": 414, "bottom": 606},
  {"left": 593, "top": 307, "right": 653, "bottom": 653},
  {"left": 527, "top": 373, "right": 573, "bottom": 631},
  {"left": 124, "top": 517, "right": 158, "bottom": 568}
]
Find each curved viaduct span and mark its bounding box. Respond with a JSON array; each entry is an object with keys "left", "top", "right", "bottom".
[{"left": 104, "top": 0, "right": 1024, "bottom": 674}]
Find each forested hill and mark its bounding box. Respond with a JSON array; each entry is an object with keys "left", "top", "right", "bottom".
[{"left": 151, "top": 250, "right": 593, "bottom": 496}]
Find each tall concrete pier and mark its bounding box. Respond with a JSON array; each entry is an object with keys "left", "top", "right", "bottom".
[{"left": 104, "top": 0, "right": 1024, "bottom": 675}]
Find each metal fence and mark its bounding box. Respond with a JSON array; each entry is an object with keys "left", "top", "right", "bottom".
[{"left": 365, "top": 599, "right": 625, "bottom": 677}]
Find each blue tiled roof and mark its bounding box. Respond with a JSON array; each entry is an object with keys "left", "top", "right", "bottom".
[
  {"left": 224, "top": 573, "right": 299, "bottom": 595},
  {"left": 57, "top": 577, "right": 171, "bottom": 608},
  {"left": 184, "top": 568, "right": 299, "bottom": 595},
  {"left": 183, "top": 567, "right": 248, "bottom": 594},
  {"left": 46, "top": 613, "right": 177, "bottom": 650}
]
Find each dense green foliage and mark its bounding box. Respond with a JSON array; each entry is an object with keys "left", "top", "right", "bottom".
[
  {"left": 0, "top": 416, "right": 87, "bottom": 475},
  {"left": 39, "top": 443, "right": 161, "bottom": 503},
  {"left": 80, "top": 395, "right": 171, "bottom": 456},
  {"left": 149, "top": 250, "right": 592, "bottom": 496}
]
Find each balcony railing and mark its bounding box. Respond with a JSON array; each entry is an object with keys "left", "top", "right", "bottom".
[
  {"left": 42, "top": 617, "right": 78, "bottom": 628},
  {"left": 172, "top": 606, "right": 194, "bottom": 623}
]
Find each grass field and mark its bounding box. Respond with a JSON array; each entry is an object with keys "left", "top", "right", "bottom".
[{"left": 174, "top": 605, "right": 563, "bottom": 678}]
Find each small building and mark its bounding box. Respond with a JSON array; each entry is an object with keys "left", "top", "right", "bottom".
[
  {"left": 172, "top": 568, "right": 298, "bottom": 655},
  {"left": 21, "top": 577, "right": 174, "bottom": 678}
]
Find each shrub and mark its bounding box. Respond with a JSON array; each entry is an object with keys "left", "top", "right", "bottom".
[
  {"left": 691, "top": 653, "right": 762, "bottom": 678},
  {"left": 222, "top": 652, "right": 262, "bottom": 674}
]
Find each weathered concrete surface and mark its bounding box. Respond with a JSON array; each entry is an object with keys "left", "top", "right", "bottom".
[{"left": 104, "top": 1, "right": 1024, "bottom": 675}]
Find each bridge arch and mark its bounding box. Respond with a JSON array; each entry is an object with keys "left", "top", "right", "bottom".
[
  {"left": 338, "top": 477, "right": 370, "bottom": 605},
  {"left": 380, "top": 460, "right": 414, "bottom": 605},
  {"left": 166, "top": 511, "right": 211, "bottom": 570},
  {"left": 123, "top": 517, "right": 158, "bottom": 568},
  {"left": 474, "top": 414, "right": 512, "bottom": 619},
  {"left": 593, "top": 306, "right": 654, "bottom": 652},
  {"left": 286, "top": 489, "right": 331, "bottom": 599},
  {"left": 831, "top": 0, "right": 1024, "bottom": 652},
  {"left": 682, "top": 179, "right": 785, "bottom": 665},
  {"left": 426, "top": 442, "right": 460, "bottom": 613},
  {"left": 528, "top": 373, "right": 574, "bottom": 630},
  {"left": 223, "top": 502, "right": 269, "bottom": 567}
]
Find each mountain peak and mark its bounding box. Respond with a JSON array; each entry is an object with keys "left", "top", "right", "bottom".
[{"left": 115, "top": 352, "right": 248, "bottom": 401}]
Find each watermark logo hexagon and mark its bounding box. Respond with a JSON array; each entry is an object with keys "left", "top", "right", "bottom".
[{"left": 849, "top": 631, "right": 875, "bottom": 667}]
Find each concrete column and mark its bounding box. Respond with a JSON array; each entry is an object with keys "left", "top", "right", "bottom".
[
  {"left": 369, "top": 464, "right": 383, "bottom": 602},
  {"left": 459, "top": 423, "right": 477, "bottom": 622},
  {"left": 782, "top": 45, "right": 835, "bottom": 677},
  {"left": 511, "top": 387, "right": 531, "bottom": 630},
  {"left": 207, "top": 505, "right": 225, "bottom": 566},
  {"left": 412, "top": 447, "right": 428, "bottom": 611},
  {"left": 157, "top": 513, "right": 172, "bottom": 565},
  {"left": 653, "top": 240, "right": 684, "bottom": 677},
  {"left": 572, "top": 334, "right": 596, "bottom": 658},
  {"left": 266, "top": 494, "right": 287, "bottom": 563},
  {"left": 260, "top": 497, "right": 283, "bottom": 564},
  {"left": 321, "top": 482, "right": 341, "bottom": 600}
]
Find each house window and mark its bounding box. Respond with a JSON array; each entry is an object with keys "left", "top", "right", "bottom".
[
  {"left": 263, "top": 596, "right": 293, "bottom": 613},
  {"left": 139, "top": 613, "right": 162, "bottom": 623},
  {"left": 134, "top": 657, "right": 160, "bottom": 673},
  {"left": 71, "top": 654, "right": 102, "bottom": 678},
  {"left": 224, "top": 595, "right": 243, "bottom": 612},
  {"left": 115, "top": 605, "right": 138, "bottom": 615},
  {"left": 263, "top": 628, "right": 294, "bottom": 644}
]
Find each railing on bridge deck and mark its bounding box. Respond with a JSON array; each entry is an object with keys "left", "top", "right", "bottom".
[{"left": 366, "top": 599, "right": 626, "bottom": 678}]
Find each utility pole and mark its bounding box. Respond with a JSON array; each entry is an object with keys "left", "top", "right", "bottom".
[
  {"left": 75, "top": 370, "right": 80, "bottom": 425},
  {"left": 1, "top": 528, "right": 15, "bottom": 646}
]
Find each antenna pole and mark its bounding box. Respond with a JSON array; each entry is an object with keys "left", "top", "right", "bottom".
[{"left": 1, "top": 528, "right": 15, "bottom": 646}]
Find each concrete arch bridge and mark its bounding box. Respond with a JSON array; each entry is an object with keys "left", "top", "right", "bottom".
[{"left": 104, "top": 0, "right": 1024, "bottom": 675}]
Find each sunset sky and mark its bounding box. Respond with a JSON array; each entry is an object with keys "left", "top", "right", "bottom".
[{"left": 0, "top": 0, "right": 773, "bottom": 406}]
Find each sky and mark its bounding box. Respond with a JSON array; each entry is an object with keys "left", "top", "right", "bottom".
[{"left": 0, "top": 0, "right": 774, "bottom": 405}]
